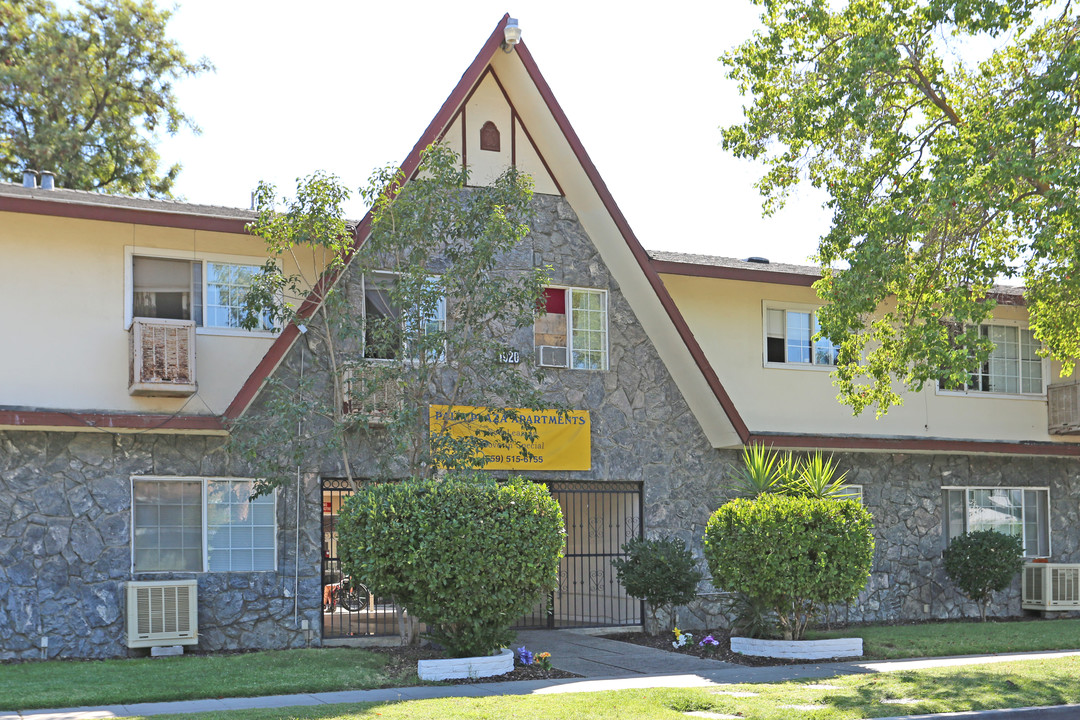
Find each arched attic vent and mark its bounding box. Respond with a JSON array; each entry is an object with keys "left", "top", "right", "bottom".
[{"left": 480, "top": 121, "right": 501, "bottom": 151}]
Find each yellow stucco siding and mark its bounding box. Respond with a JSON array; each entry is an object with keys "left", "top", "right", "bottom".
[
  {"left": 660, "top": 272, "right": 1073, "bottom": 444},
  {"left": 0, "top": 211, "right": 317, "bottom": 416}
]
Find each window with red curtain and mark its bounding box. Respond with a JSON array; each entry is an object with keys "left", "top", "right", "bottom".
[{"left": 543, "top": 287, "right": 566, "bottom": 314}]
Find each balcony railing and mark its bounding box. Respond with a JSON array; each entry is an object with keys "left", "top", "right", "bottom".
[{"left": 1022, "top": 563, "right": 1080, "bottom": 611}]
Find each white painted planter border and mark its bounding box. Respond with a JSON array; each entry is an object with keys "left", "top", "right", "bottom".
[
  {"left": 417, "top": 647, "right": 515, "bottom": 681},
  {"left": 731, "top": 636, "right": 863, "bottom": 660}
]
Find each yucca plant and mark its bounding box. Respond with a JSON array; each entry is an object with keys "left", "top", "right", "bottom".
[
  {"left": 787, "top": 451, "right": 856, "bottom": 500},
  {"left": 733, "top": 445, "right": 856, "bottom": 500},
  {"left": 732, "top": 443, "right": 784, "bottom": 496}
]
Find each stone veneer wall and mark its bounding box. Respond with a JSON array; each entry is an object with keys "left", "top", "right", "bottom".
[{"left": 0, "top": 432, "right": 323, "bottom": 660}]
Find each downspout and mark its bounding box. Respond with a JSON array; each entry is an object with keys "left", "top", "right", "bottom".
[{"left": 294, "top": 343, "right": 305, "bottom": 628}]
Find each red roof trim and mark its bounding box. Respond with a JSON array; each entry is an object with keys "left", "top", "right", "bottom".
[
  {"left": 0, "top": 195, "right": 251, "bottom": 234},
  {"left": 748, "top": 432, "right": 1080, "bottom": 457},
  {"left": 0, "top": 409, "right": 225, "bottom": 432},
  {"left": 652, "top": 259, "right": 818, "bottom": 287},
  {"left": 653, "top": 258, "right": 1026, "bottom": 308},
  {"left": 513, "top": 41, "right": 752, "bottom": 441},
  {"left": 223, "top": 16, "right": 511, "bottom": 422}
]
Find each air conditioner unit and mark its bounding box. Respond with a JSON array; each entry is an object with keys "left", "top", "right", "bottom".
[
  {"left": 1023, "top": 563, "right": 1080, "bottom": 611},
  {"left": 342, "top": 364, "right": 403, "bottom": 425},
  {"left": 1048, "top": 380, "right": 1080, "bottom": 435},
  {"left": 537, "top": 345, "right": 568, "bottom": 368},
  {"left": 126, "top": 580, "right": 198, "bottom": 648},
  {"left": 129, "top": 318, "right": 197, "bottom": 396}
]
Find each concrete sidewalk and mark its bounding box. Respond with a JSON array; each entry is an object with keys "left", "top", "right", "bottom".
[{"left": 3, "top": 631, "right": 1080, "bottom": 720}]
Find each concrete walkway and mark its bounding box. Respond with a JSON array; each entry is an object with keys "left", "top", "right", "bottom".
[{"left": 3, "top": 631, "right": 1080, "bottom": 720}]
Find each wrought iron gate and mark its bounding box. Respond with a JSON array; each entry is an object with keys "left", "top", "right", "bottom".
[
  {"left": 321, "top": 478, "right": 402, "bottom": 639},
  {"left": 321, "top": 478, "right": 643, "bottom": 638},
  {"left": 516, "top": 481, "right": 644, "bottom": 629}
]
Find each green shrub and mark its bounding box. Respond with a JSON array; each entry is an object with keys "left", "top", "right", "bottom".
[
  {"left": 703, "top": 494, "right": 874, "bottom": 640},
  {"left": 337, "top": 474, "right": 564, "bottom": 658},
  {"left": 942, "top": 530, "right": 1024, "bottom": 621},
  {"left": 612, "top": 537, "right": 704, "bottom": 635}
]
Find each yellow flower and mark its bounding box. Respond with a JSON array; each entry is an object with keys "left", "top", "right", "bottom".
[{"left": 673, "top": 627, "right": 682, "bottom": 639}]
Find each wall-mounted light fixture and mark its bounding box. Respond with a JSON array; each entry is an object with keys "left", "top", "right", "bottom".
[{"left": 502, "top": 18, "right": 521, "bottom": 52}]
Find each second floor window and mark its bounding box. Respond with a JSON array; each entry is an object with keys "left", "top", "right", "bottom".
[
  {"left": 534, "top": 287, "right": 608, "bottom": 370},
  {"left": 765, "top": 306, "right": 838, "bottom": 366},
  {"left": 131, "top": 255, "right": 271, "bottom": 331},
  {"left": 940, "top": 324, "right": 1044, "bottom": 395},
  {"left": 362, "top": 272, "right": 446, "bottom": 361}
]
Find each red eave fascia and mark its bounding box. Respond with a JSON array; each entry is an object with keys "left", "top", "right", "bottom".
[
  {"left": 749, "top": 432, "right": 1080, "bottom": 458},
  {"left": 651, "top": 259, "right": 818, "bottom": 287},
  {"left": 513, "top": 41, "right": 753, "bottom": 442},
  {"left": 652, "top": 258, "right": 1026, "bottom": 309},
  {"left": 0, "top": 195, "right": 251, "bottom": 234},
  {"left": 222, "top": 16, "right": 512, "bottom": 422},
  {"left": 0, "top": 409, "right": 225, "bottom": 432}
]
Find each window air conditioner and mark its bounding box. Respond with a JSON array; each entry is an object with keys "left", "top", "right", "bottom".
[
  {"left": 126, "top": 580, "right": 198, "bottom": 648},
  {"left": 1048, "top": 380, "right": 1080, "bottom": 435},
  {"left": 342, "top": 364, "right": 403, "bottom": 425},
  {"left": 537, "top": 345, "right": 568, "bottom": 368},
  {"left": 129, "top": 318, "right": 197, "bottom": 396}
]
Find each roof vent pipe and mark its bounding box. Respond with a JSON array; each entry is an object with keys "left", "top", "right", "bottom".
[
  {"left": 22, "top": 169, "right": 37, "bottom": 188},
  {"left": 40, "top": 171, "right": 55, "bottom": 190}
]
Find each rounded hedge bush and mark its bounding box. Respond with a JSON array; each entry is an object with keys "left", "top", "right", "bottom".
[
  {"left": 336, "top": 474, "right": 564, "bottom": 658},
  {"left": 704, "top": 493, "right": 874, "bottom": 640},
  {"left": 942, "top": 529, "right": 1024, "bottom": 621}
]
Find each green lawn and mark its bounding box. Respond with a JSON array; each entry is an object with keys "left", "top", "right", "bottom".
[
  {"left": 5, "top": 620, "right": 1080, "bottom": 713},
  {"left": 0, "top": 648, "right": 412, "bottom": 711},
  {"left": 134, "top": 656, "right": 1080, "bottom": 720},
  {"left": 809, "top": 617, "right": 1080, "bottom": 659}
]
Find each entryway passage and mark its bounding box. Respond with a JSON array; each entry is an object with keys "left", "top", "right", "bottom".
[
  {"left": 514, "top": 629, "right": 734, "bottom": 677},
  {"left": 320, "top": 479, "right": 643, "bottom": 639}
]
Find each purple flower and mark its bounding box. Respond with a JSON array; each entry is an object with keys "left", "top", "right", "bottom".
[
  {"left": 517, "top": 646, "right": 534, "bottom": 665},
  {"left": 699, "top": 635, "right": 719, "bottom": 646}
]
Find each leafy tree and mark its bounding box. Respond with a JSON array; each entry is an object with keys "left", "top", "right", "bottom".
[
  {"left": 942, "top": 529, "right": 1024, "bottom": 622},
  {"left": 722, "top": 0, "right": 1080, "bottom": 415},
  {"left": 611, "top": 537, "right": 704, "bottom": 635},
  {"left": 704, "top": 493, "right": 875, "bottom": 640},
  {"left": 0, "top": 0, "right": 212, "bottom": 195},
  {"left": 231, "top": 145, "right": 557, "bottom": 645},
  {"left": 230, "top": 143, "right": 551, "bottom": 495}
]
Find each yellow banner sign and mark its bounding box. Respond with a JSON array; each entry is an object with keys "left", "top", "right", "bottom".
[{"left": 429, "top": 406, "right": 591, "bottom": 471}]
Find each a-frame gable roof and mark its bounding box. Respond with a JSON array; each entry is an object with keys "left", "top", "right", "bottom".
[
  {"left": 223, "top": 15, "right": 745, "bottom": 448},
  {"left": 227, "top": 16, "right": 1080, "bottom": 458}
]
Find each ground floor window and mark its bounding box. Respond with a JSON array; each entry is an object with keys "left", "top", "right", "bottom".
[
  {"left": 943, "top": 486, "right": 1049, "bottom": 558},
  {"left": 132, "top": 477, "right": 276, "bottom": 573}
]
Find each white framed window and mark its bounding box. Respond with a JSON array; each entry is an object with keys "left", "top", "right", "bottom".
[
  {"left": 361, "top": 272, "right": 446, "bottom": 361},
  {"left": 534, "top": 286, "right": 608, "bottom": 370},
  {"left": 764, "top": 304, "right": 838, "bottom": 367},
  {"left": 132, "top": 477, "right": 277, "bottom": 573},
  {"left": 842, "top": 484, "right": 863, "bottom": 504},
  {"left": 125, "top": 247, "right": 275, "bottom": 334},
  {"left": 938, "top": 324, "right": 1045, "bottom": 396},
  {"left": 943, "top": 486, "right": 1050, "bottom": 558}
]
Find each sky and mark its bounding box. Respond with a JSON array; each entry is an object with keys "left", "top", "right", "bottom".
[{"left": 155, "top": 1, "right": 833, "bottom": 264}]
